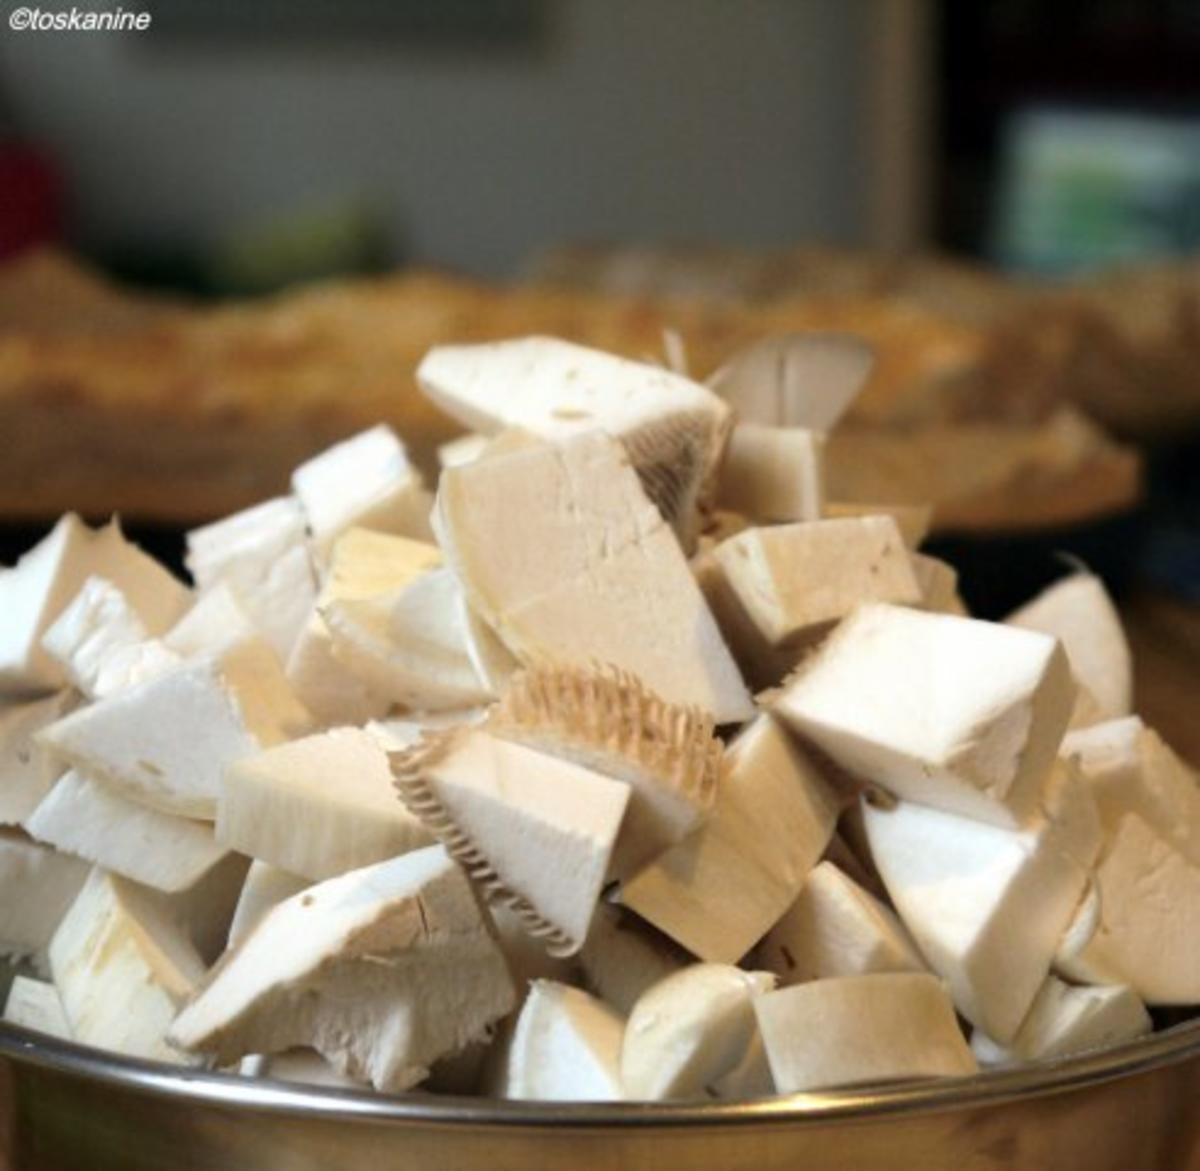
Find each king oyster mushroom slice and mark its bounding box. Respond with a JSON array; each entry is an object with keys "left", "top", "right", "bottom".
[
  {"left": 773, "top": 603, "right": 1076, "bottom": 828},
  {"left": 37, "top": 634, "right": 313, "bottom": 820},
  {"left": 185, "top": 497, "right": 316, "bottom": 663},
  {"left": 41, "top": 576, "right": 182, "bottom": 701},
  {"left": 169, "top": 846, "right": 516, "bottom": 1091},
  {"left": 499, "top": 979, "right": 625, "bottom": 1102},
  {"left": 3, "top": 975, "right": 71, "bottom": 1040},
  {"left": 27, "top": 769, "right": 230, "bottom": 893},
  {"left": 0, "top": 690, "right": 74, "bottom": 826},
  {"left": 0, "top": 829, "right": 89, "bottom": 965},
  {"left": 291, "top": 424, "right": 435, "bottom": 560},
  {"left": 716, "top": 424, "right": 825, "bottom": 524},
  {"left": 50, "top": 867, "right": 207, "bottom": 1065},
  {"left": 286, "top": 529, "right": 442, "bottom": 727},
  {"left": 1060, "top": 716, "right": 1200, "bottom": 867},
  {"left": 391, "top": 727, "right": 630, "bottom": 956},
  {"left": 713, "top": 518, "right": 923, "bottom": 650},
  {"left": 218, "top": 726, "right": 433, "bottom": 882},
  {"left": 486, "top": 662, "right": 722, "bottom": 878},
  {"left": 578, "top": 902, "right": 690, "bottom": 1017},
  {"left": 1006, "top": 572, "right": 1132, "bottom": 727},
  {"left": 754, "top": 972, "right": 977, "bottom": 1093},
  {"left": 0, "top": 513, "right": 191, "bottom": 697},
  {"left": 1056, "top": 813, "right": 1200, "bottom": 1004},
  {"left": 619, "top": 714, "right": 838, "bottom": 964},
  {"left": 226, "top": 860, "right": 311, "bottom": 951},
  {"left": 621, "top": 964, "right": 776, "bottom": 1101},
  {"left": 862, "top": 763, "right": 1102, "bottom": 1043},
  {"left": 707, "top": 332, "right": 875, "bottom": 434},
  {"left": 754, "top": 860, "right": 925, "bottom": 987},
  {"left": 433, "top": 430, "right": 753, "bottom": 724},
  {"left": 321, "top": 565, "right": 495, "bottom": 713},
  {"left": 417, "top": 336, "right": 731, "bottom": 550},
  {"left": 970, "top": 977, "right": 1151, "bottom": 1067}
]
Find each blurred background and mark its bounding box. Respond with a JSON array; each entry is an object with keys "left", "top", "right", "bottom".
[{"left": 1, "top": 0, "right": 1199, "bottom": 753}]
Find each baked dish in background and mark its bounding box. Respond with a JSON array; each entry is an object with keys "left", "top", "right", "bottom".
[{"left": 0, "top": 248, "right": 1139, "bottom": 531}]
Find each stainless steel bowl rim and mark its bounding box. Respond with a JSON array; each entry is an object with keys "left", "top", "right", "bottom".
[{"left": 3, "top": 1018, "right": 1199, "bottom": 1130}]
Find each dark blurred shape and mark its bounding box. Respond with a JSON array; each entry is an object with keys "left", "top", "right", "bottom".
[
  {"left": 937, "top": 0, "right": 1200, "bottom": 263},
  {"left": 0, "top": 142, "right": 63, "bottom": 259}
]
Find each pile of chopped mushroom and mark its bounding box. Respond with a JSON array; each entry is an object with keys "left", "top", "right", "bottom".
[{"left": 1, "top": 334, "right": 1196, "bottom": 1100}]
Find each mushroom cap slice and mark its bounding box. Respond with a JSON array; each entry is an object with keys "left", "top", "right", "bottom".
[
  {"left": 392, "top": 727, "right": 629, "bottom": 956},
  {"left": 754, "top": 972, "right": 977, "bottom": 1093},
  {"left": 418, "top": 336, "right": 731, "bottom": 548},
  {"left": 488, "top": 663, "right": 722, "bottom": 877},
  {"left": 169, "top": 846, "right": 516, "bottom": 1092}
]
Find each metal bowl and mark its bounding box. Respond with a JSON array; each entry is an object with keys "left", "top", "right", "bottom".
[{"left": 2, "top": 1019, "right": 1199, "bottom": 1171}]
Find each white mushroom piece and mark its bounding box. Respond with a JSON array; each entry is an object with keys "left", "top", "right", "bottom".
[
  {"left": 218, "top": 726, "right": 432, "bottom": 882},
  {"left": 391, "top": 727, "right": 630, "bottom": 955},
  {"left": 774, "top": 603, "right": 1076, "bottom": 827},
  {"left": 971, "top": 977, "right": 1150, "bottom": 1066},
  {"left": 290, "top": 424, "right": 434, "bottom": 558},
  {"left": 619, "top": 714, "right": 837, "bottom": 964},
  {"left": 433, "top": 429, "right": 753, "bottom": 723},
  {"left": 169, "top": 847, "right": 515, "bottom": 1091},
  {"left": 37, "top": 635, "right": 312, "bottom": 820},
  {"left": 1006, "top": 571, "right": 1133, "bottom": 727},
  {"left": 755, "top": 972, "right": 977, "bottom": 1093},
  {"left": 185, "top": 496, "right": 316, "bottom": 662},
  {"left": 418, "top": 336, "right": 732, "bottom": 549},
  {"left": 50, "top": 868, "right": 207, "bottom": 1065},
  {"left": 621, "top": 964, "right": 776, "bottom": 1100},
  {"left": 0, "top": 514, "right": 190, "bottom": 696},
  {"left": 498, "top": 980, "right": 625, "bottom": 1101}
]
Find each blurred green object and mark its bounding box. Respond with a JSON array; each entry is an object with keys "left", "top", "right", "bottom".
[
  {"left": 205, "top": 201, "right": 393, "bottom": 296},
  {"left": 993, "top": 108, "right": 1200, "bottom": 276}
]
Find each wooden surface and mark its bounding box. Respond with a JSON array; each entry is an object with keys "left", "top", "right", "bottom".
[{"left": 1125, "top": 591, "right": 1200, "bottom": 766}]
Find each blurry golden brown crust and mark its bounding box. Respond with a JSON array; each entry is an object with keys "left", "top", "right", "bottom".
[{"left": 0, "top": 248, "right": 1141, "bottom": 530}]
